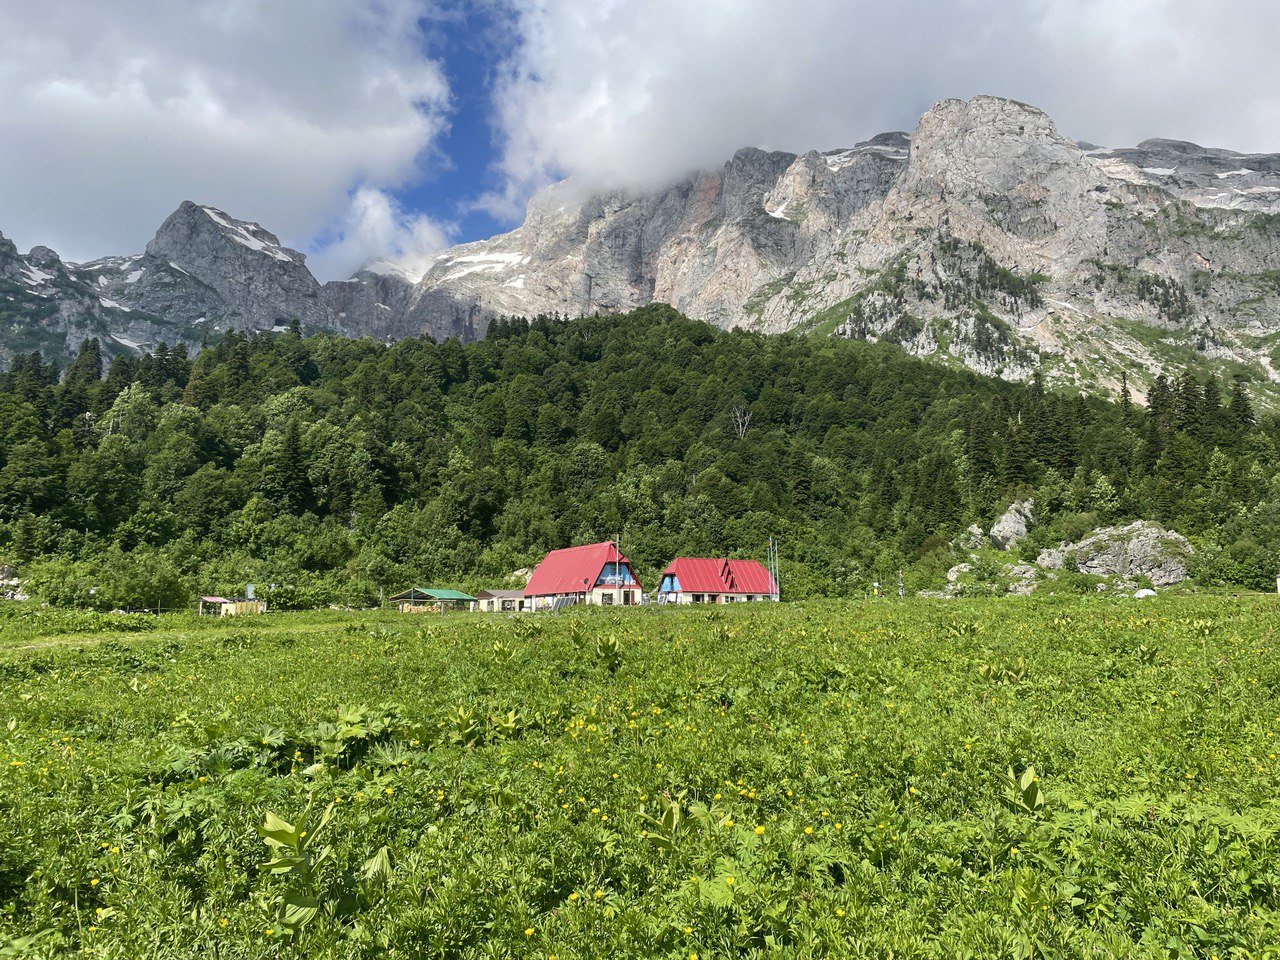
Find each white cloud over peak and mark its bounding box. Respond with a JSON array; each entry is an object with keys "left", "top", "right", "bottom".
[
  {"left": 0, "top": 0, "right": 451, "bottom": 279},
  {"left": 307, "top": 187, "right": 452, "bottom": 283},
  {"left": 486, "top": 0, "right": 1280, "bottom": 215}
]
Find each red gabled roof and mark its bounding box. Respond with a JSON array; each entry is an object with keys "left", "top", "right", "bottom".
[
  {"left": 659, "top": 558, "right": 777, "bottom": 596},
  {"left": 524, "top": 541, "right": 641, "bottom": 596}
]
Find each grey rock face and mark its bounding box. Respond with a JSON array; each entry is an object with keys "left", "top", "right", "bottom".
[
  {"left": 4, "top": 94, "right": 1280, "bottom": 395},
  {"left": 990, "top": 499, "right": 1035, "bottom": 550},
  {"left": 1037, "top": 521, "right": 1193, "bottom": 586},
  {"left": 323, "top": 263, "right": 419, "bottom": 340},
  {"left": 142, "top": 202, "right": 328, "bottom": 331},
  {"left": 408, "top": 95, "right": 1280, "bottom": 400}
]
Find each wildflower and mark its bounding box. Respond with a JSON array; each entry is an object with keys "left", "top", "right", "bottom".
[
  {"left": 804, "top": 826, "right": 814, "bottom": 835},
  {"left": 525, "top": 928, "right": 535, "bottom": 936},
  {"left": 754, "top": 825, "right": 765, "bottom": 835},
  {"left": 90, "top": 879, "right": 99, "bottom": 887},
  {"left": 219, "top": 918, "right": 228, "bottom": 927},
  {"left": 265, "top": 929, "right": 275, "bottom": 936},
  {"left": 724, "top": 876, "right": 735, "bottom": 886},
  {"left": 836, "top": 908, "right": 846, "bottom": 917},
  {"left": 568, "top": 892, "right": 579, "bottom": 901}
]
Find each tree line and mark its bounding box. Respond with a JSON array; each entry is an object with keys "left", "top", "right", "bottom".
[{"left": 0, "top": 304, "right": 1274, "bottom": 609}]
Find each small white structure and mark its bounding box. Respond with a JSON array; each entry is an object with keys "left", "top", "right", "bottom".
[{"left": 474, "top": 589, "right": 529, "bottom": 613}]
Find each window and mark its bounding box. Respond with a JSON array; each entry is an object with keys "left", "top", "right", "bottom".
[
  {"left": 692, "top": 594, "right": 704, "bottom": 604},
  {"left": 601, "top": 593, "right": 614, "bottom": 605},
  {"left": 623, "top": 591, "right": 634, "bottom": 606}
]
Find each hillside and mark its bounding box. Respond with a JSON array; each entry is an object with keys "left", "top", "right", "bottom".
[{"left": 0, "top": 309, "right": 1275, "bottom": 608}]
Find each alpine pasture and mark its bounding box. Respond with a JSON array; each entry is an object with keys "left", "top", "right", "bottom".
[{"left": 2, "top": 596, "right": 1279, "bottom": 958}]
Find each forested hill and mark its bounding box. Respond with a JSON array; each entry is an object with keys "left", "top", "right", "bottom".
[{"left": 0, "top": 304, "right": 1274, "bottom": 608}]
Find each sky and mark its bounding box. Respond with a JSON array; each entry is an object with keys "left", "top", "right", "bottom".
[{"left": 1, "top": 0, "right": 1277, "bottom": 281}]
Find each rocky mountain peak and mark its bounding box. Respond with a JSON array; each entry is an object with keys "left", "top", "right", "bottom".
[
  {"left": 26, "top": 245, "right": 64, "bottom": 270},
  {"left": 901, "top": 95, "right": 1093, "bottom": 197},
  {"left": 146, "top": 201, "right": 306, "bottom": 267}
]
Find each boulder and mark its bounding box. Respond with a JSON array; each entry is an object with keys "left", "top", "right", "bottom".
[
  {"left": 989, "top": 499, "right": 1035, "bottom": 550},
  {"left": 1134, "top": 588, "right": 1158, "bottom": 599},
  {"left": 1037, "top": 521, "right": 1193, "bottom": 587},
  {"left": 960, "top": 524, "right": 986, "bottom": 549},
  {"left": 1004, "top": 563, "right": 1040, "bottom": 596},
  {"left": 930, "top": 559, "right": 1041, "bottom": 597}
]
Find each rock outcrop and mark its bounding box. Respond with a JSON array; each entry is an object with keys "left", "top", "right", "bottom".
[
  {"left": 0, "top": 563, "right": 25, "bottom": 601},
  {"left": 1037, "top": 521, "right": 1193, "bottom": 586},
  {"left": 990, "top": 499, "right": 1035, "bottom": 550}
]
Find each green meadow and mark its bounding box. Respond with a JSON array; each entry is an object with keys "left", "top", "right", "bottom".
[{"left": 2, "top": 596, "right": 1279, "bottom": 958}]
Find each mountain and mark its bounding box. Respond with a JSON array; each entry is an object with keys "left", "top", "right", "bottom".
[
  {"left": 414, "top": 96, "right": 1280, "bottom": 401},
  {"left": 0, "top": 202, "right": 421, "bottom": 363},
  {"left": 3, "top": 96, "right": 1279, "bottom": 401}
]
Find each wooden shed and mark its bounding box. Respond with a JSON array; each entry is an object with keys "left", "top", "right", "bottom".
[{"left": 198, "top": 595, "right": 268, "bottom": 616}]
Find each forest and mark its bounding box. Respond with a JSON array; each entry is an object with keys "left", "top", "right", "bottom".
[{"left": 0, "top": 304, "right": 1274, "bottom": 609}]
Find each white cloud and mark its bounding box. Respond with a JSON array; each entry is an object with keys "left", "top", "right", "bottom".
[
  {"left": 486, "top": 0, "right": 1280, "bottom": 216},
  {"left": 307, "top": 187, "right": 452, "bottom": 282},
  {"left": 0, "top": 0, "right": 450, "bottom": 279}
]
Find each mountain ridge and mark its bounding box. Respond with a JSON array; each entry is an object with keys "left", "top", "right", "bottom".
[{"left": 3, "top": 95, "right": 1279, "bottom": 402}]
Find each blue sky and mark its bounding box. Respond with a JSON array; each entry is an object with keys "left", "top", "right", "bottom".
[
  {"left": 405, "top": 5, "right": 511, "bottom": 246},
  {"left": 1, "top": 0, "right": 1277, "bottom": 280}
]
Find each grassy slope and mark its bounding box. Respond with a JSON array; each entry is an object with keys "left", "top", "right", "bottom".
[{"left": 2, "top": 597, "right": 1279, "bottom": 957}]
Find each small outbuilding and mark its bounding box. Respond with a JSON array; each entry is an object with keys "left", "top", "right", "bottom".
[
  {"left": 388, "top": 587, "right": 477, "bottom": 613},
  {"left": 198, "top": 595, "right": 267, "bottom": 616},
  {"left": 474, "top": 589, "right": 529, "bottom": 613},
  {"left": 524, "top": 541, "right": 643, "bottom": 610},
  {"left": 656, "top": 558, "right": 779, "bottom": 604}
]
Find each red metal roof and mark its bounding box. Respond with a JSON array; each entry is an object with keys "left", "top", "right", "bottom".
[
  {"left": 524, "top": 541, "right": 642, "bottom": 596},
  {"left": 659, "top": 558, "right": 777, "bottom": 596}
]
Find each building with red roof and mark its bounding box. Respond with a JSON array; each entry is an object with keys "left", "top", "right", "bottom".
[
  {"left": 656, "top": 557, "right": 778, "bottom": 604},
  {"left": 524, "top": 541, "right": 643, "bottom": 610}
]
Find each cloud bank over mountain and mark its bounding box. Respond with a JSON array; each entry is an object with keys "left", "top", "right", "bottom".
[
  {"left": 3, "top": 0, "right": 1278, "bottom": 277},
  {"left": 484, "top": 0, "right": 1280, "bottom": 215},
  {"left": 0, "top": 0, "right": 452, "bottom": 279}
]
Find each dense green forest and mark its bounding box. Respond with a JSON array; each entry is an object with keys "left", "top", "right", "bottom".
[{"left": 0, "top": 304, "right": 1275, "bottom": 609}]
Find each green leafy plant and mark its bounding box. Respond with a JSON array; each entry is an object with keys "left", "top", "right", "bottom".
[
  {"left": 257, "top": 801, "right": 336, "bottom": 935},
  {"left": 1000, "top": 765, "right": 1046, "bottom": 815}
]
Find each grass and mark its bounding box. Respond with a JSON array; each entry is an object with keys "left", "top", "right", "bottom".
[{"left": 3, "top": 597, "right": 1280, "bottom": 957}]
